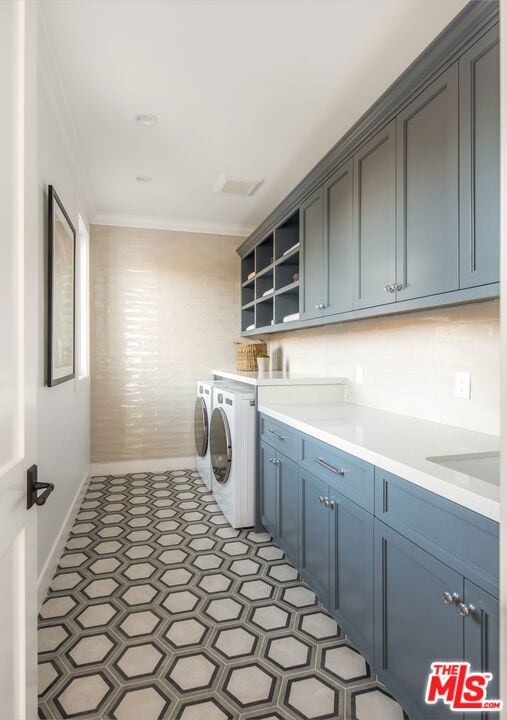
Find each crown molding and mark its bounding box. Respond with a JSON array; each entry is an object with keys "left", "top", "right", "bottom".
[
  {"left": 38, "top": 5, "right": 97, "bottom": 223},
  {"left": 92, "top": 212, "right": 255, "bottom": 237}
]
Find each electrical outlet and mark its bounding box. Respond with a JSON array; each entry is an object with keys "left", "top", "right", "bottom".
[
  {"left": 355, "top": 366, "right": 364, "bottom": 384},
  {"left": 454, "top": 371, "right": 471, "bottom": 399}
]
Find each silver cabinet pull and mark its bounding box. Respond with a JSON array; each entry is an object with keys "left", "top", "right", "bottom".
[
  {"left": 314, "top": 304, "right": 320, "bottom": 310},
  {"left": 457, "top": 602, "right": 476, "bottom": 618},
  {"left": 442, "top": 591, "right": 460, "bottom": 605},
  {"left": 394, "top": 283, "right": 403, "bottom": 291},
  {"left": 313, "top": 457, "right": 345, "bottom": 475},
  {"left": 318, "top": 496, "right": 325, "bottom": 503},
  {"left": 384, "top": 284, "right": 392, "bottom": 292},
  {"left": 267, "top": 429, "right": 287, "bottom": 441},
  {"left": 328, "top": 500, "right": 335, "bottom": 510}
]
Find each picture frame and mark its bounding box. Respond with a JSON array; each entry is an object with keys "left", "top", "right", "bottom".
[{"left": 47, "top": 185, "right": 76, "bottom": 386}]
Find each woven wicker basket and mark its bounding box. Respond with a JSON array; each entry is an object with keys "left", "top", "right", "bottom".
[{"left": 236, "top": 341, "right": 268, "bottom": 371}]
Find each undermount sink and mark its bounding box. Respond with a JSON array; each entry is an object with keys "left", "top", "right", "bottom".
[{"left": 427, "top": 451, "right": 499, "bottom": 485}]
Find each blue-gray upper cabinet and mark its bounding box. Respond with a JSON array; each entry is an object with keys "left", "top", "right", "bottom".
[
  {"left": 301, "top": 187, "right": 325, "bottom": 320},
  {"left": 459, "top": 26, "right": 500, "bottom": 289},
  {"left": 374, "top": 519, "right": 464, "bottom": 720},
  {"left": 353, "top": 120, "right": 397, "bottom": 309},
  {"left": 396, "top": 64, "right": 459, "bottom": 301},
  {"left": 324, "top": 159, "right": 354, "bottom": 316}
]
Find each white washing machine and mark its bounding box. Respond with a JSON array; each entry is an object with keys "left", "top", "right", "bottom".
[
  {"left": 209, "top": 384, "right": 256, "bottom": 528},
  {"left": 194, "top": 379, "right": 246, "bottom": 489}
]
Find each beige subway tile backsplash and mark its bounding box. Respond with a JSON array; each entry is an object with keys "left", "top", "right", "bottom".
[
  {"left": 91, "top": 224, "right": 241, "bottom": 463},
  {"left": 267, "top": 301, "right": 499, "bottom": 435}
]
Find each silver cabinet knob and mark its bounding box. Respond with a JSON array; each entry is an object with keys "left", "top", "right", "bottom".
[
  {"left": 457, "top": 602, "right": 476, "bottom": 618},
  {"left": 319, "top": 496, "right": 325, "bottom": 503},
  {"left": 324, "top": 498, "right": 330, "bottom": 507},
  {"left": 320, "top": 303, "right": 327, "bottom": 310},
  {"left": 384, "top": 284, "right": 392, "bottom": 292},
  {"left": 394, "top": 283, "right": 403, "bottom": 291},
  {"left": 273, "top": 459, "right": 280, "bottom": 465},
  {"left": 328, "top": 500, "right": 335, "bottom": 510},
  {"left": 442, "top": 591, "right": 460, "bottom": 605}
]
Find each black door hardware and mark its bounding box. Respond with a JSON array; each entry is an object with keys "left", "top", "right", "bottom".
[{"left": 27, "top": 464, "right": 54, "bottom": 509}]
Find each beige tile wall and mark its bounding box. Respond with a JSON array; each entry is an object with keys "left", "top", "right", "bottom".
[
  {"left": 90, "top": 224, "right": 241, "bottom": 463},
  {"left": 267, "top": 301, "right": 500, "bottom": 435}
]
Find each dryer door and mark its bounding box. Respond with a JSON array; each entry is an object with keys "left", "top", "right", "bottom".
[
  {"left": 210, "top": 407, "right": 232, "bottom": 485},
  {"left": 194, "top": 397, "right": 208, "bottom": 457}
]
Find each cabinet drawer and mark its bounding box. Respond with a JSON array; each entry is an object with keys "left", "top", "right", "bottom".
[
  {"left": 375, "top": 468, "right": 499, "bottom": 597},
  {"left": 301, "top": 435, "right": 374, "bottom": 512},
  {"left": 259, "top": 415, "right": 299, "bottom": 459}
]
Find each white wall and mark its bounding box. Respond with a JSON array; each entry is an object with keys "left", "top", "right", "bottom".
[
  {"left": 36, "top": 16, "right": 92, "bottom": 600},
  {"left": 498, "top": 0, "right": 506, "bottom": 707},
  {"left": 90, "top": 223, "right": 240, "bottom": 465},
  {"left": 268, "top": 300, "right": 499, "bottom": 436}
]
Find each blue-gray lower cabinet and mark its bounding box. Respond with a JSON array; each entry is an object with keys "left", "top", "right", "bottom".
[
  {"left": 257, "top": 415, "right": 500, "bottom": 720},
  {"left": 277, "top": 453, "right": 300, "bottom": 566},
  {"left": 259, "top": 438, "right": 300, "bottom": 566},
  {"left": 330, "top": 490, "right": 374, "bottom": 665},
  {"left": 259, "top": 440, "right": 278, "bottom": 539},
  {"left": 374, "top": 519, "right": 464, "bottom": 720},
  {"left": 299, "top": 470, "right": 332, "bottom": 607},
  {"left": 299, "top": 468, "right": 375, "bottom": 665},
  {"left": 463, "top": 580, "right": 500, "bottom": 720}
]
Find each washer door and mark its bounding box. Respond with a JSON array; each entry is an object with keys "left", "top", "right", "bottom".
[
  {"left": 194, "top": 397, "right": 208, "bottom": 457},
  {"left": 210, "top": 407, "right": 232, "bottom": 485}
]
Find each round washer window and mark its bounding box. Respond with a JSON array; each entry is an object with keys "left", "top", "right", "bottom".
[
  {"left": 210, "top": 407, "right": 232, "bottom": 485},
  {"left": 194, "top": 397, "right": 208, "bottom": 457}
]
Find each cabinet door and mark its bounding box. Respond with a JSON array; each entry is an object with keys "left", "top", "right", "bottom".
[
  {"left": 259, "top": 441, "right": 278, "bottom": 539},
  {"left": 353, "top": 120, "right": 396, "bottom": 309},
  {"left": 330, "top": 492, "right": 374, "bottom": 665},
  {"left": 463, "top": 581, "right": 499, "bottom": 720},
  {"left": 300, "top": 471, "right": 330, "bottom": 608},
  {"left": 324, "top": 159, "right": 354, "bottom": 315},
  {"left": 396, "top": 65, "right": 459, "bottom": 300},
  {"left": 374, "top": 520, "right": 463, "bottom": 720},
  {"left": 301, "top": 187, "right": 325, "bottom": 320},
  {"left": 278, "top": 454, "right": 300, "bottom": 566},
  {"left": 459, "top": 26, "right": 500, "bottom": 289}
]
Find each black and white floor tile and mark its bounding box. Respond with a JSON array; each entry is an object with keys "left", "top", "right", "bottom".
[{"left": 38, "top": 469, "right": 407, "bottom": 720}]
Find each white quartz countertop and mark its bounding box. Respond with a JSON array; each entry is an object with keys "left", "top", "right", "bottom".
[
  {"left": 212, "top": 369, "right": 347, "bottom": 387},
  {"left": 257, "top": 400, "right": 500, "bottom": 521}
]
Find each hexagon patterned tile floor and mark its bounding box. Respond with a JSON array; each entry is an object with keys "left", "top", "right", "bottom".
[{"left": 38, "top": 469, "right": 408, "bottom": 720}]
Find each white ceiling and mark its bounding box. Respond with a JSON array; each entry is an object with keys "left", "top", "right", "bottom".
[{"left": 41, "top": 0, "right": 468, "bottom": 235}]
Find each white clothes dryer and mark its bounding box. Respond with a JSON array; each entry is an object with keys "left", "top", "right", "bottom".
[
  {"left": 209, "top": 384, "right": 256, "bottom": 528},
  {"left": 194, "top": 379, "right": 246, "bottom": 489}
]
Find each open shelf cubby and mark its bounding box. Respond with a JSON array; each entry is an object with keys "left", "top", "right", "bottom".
[
  {"left": 242, "top": 283, "right": 255, "bottom": 306},
  {"left": 242, "top": 251, "right": 255, "bottom": 283},
  {"left": 274, "top": 210, "right": 300, "bottom": 260},
  {"left": 242, "top": 306, "right": 255, "bottom": 333},
  {"left": 256, "top": 269, "right": 274, "bottom": 300},
  {"left": 274, "top": 286, "right": 300, "bottom": 325},
  {"left": 255, "top": 234, "right": 274, "bottom": 274},
  {"left": 256, "top": 297, "right": 274, "bottom": 328},
  {"left": 275, "top": 252, "right": 300, "bottom": 291}
]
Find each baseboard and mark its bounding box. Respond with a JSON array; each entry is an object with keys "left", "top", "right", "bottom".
[
  {"left": 90, "top": 456, "right": 196, "bottom": 477},
  {"left": 37, "top": 465, "right": 90, "bottom": 608}
]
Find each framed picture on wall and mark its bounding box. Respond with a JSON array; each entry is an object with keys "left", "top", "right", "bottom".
[{"left": 47, "top": 185, "right": 76, "bottom": 386}]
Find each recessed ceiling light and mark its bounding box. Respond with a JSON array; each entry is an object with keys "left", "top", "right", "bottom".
[
  {"left": 136, "top": 113, "right": 157, "bottom": 127},
  {"left": 136, "top": 175, "right": 152, "bottom": 183}
]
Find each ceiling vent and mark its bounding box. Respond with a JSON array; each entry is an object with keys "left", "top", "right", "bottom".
[{"left": 213, "top": 174, "right": 263, "bottom": 197}]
